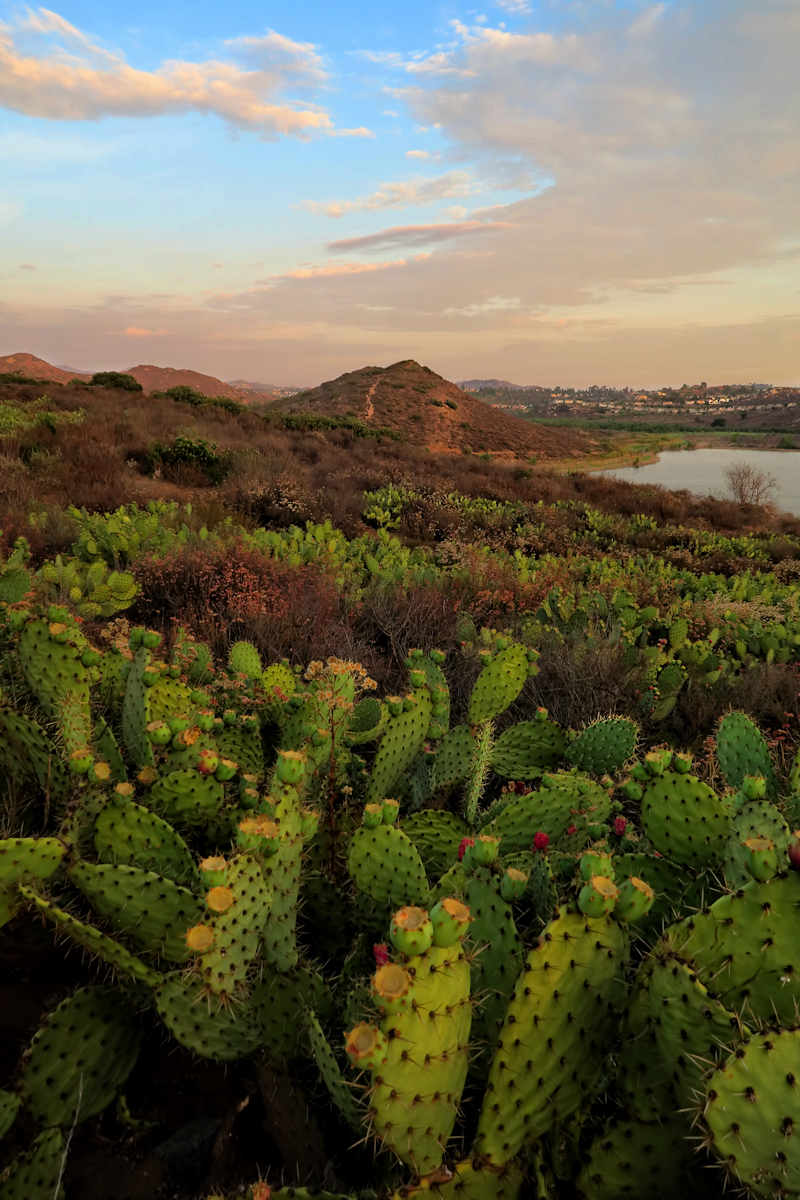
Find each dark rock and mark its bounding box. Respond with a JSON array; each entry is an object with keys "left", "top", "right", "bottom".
[{"left": 150, "top": 1116, "right": 222, "bottom": 1187}]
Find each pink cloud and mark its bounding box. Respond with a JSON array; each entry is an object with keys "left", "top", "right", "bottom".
[
  {"left": 122, "top": 326, "right": 169, "bottom": 336},
  {"left": 327, "top": 220, "right": 513, "bottom": 253}
]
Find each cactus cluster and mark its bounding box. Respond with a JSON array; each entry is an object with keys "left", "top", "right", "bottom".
[{"left": 2, "top": 593, "right": 800, "bottom": 1200}]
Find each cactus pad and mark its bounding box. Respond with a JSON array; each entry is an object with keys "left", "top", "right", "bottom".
[
  {"left": 67, "top": 860, "right": 203, "bottom": 961},
  {"left": 21, "top": 986, "right": 142, "bottom": 1127},
  {"left": 489, "top": 719, "right": 568, "bottom": 779},
  {"left": 565, "top": 717, "right": 638, "bottom": 775},
  {"left": 640, "top": 772, "right": 730, "bottom": 870},
  {"left": 155, "top": 973, "right": 263, "bottom": 1060},
  {"left": 347, "top": 824, "right": 429, "bottom": 908},
  {"left": 716, "top": 711, "right": 777, "bottom": 799},
  {"left": 0, "top": 1128, "right": 66, "bottom": 1200},
  {"left": 704, "top": 1028, "right": 800, "bottom": 1196}
]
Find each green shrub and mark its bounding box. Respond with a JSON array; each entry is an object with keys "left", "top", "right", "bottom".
[
  {"left": 89, "top": 371, "right": 143, "bottom": 392},
  {"left": 149, "top": 436, "right": 225, "bottom": 483}
]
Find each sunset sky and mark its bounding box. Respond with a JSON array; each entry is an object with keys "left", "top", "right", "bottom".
[{"left": 1, "top": 0, "right": 798, "bottom": 387}]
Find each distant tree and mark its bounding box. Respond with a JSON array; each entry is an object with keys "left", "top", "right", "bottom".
[
  {"left": 710, "top": 416, "right": 727, "bottom": 428},
  {"left": 89, "top": 371, "right": 143, "bottom": 392},
  {"left": 740, "top": 410, "right": 749, "bottom": 420},
  {"left": 725, "top": 462, "right": 779, "bottom": 506}
]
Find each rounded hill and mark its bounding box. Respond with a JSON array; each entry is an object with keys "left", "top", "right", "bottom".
[{"left": 268, "top": 360, "right": 595, "bottom": 459}]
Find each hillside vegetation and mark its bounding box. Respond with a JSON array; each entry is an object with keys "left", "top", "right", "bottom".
[
  {"left": 1, "top": 366, "right": 800, "bottom": 1200},
  {"left": 269, "top": 359, "right": 597, "bottom": 457}
]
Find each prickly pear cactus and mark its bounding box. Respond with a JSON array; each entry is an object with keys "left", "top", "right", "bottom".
[
  {"left": 20, "top": 986, "right": 143, "bottom": 1127},
  {"left": 474, "top": 906, "right": 629, "bottom": 1163},
  {"left": 565, "top": 716, "right": 638, "bottom": 775},
  {"left": 640, "top": 771, "right": 730, "bottom": 870},
  {"left": 715, "top": 710, "right": 777, "bottom": 798}
]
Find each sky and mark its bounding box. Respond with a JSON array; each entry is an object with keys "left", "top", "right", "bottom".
[{"left": 0, "top": 0, "right": 798, "bottom": 388}]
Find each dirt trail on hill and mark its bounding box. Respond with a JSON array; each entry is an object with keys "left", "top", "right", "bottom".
[{"left": 365, "top": 380, "right": 377, "bottom": 421}]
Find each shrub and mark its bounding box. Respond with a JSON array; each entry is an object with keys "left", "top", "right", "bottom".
[
  {"left": 89, "top": 371, "right": 143, "bottom": 392},
  {"left": 149, "top": 436, "right": 226, "bottom": 484}
]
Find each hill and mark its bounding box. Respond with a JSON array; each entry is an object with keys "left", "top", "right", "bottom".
[
  {"left": 459, "top": 377, "right": 530, "bottom": 391},
  {"left": 0, "top": 352, "right": 90, "bottom": 383},
  {"left": 123, "top": 364, "right": 242, "bottom": 399},
  {"left": 269, "top": 360, "right": 596, "bottom": 458},
  {"left": 0, "top": 353, "right": 244, "bottom": 399}
]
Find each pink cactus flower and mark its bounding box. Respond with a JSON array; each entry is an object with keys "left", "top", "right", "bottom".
[{"left": 533, "top": 831, "right": 550, "bottom": 852}]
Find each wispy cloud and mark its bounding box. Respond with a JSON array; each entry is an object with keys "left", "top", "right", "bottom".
[
  {"left": 0, "top": 7, "right": 355, "bottom": 137},
  {"left": 327, "top": 221, "right": 513, "bottom": 253},
  {"left": 268, "top": 258, "right": 412, "bottom": 280},
  {"left": 301, "top": 170, "right": 476, "bottom": 217},
  {"left": 122, "top": 326, "right": 169, "bottom": 336}
]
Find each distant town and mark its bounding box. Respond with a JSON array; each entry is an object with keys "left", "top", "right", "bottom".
[{"left": 458, "top": 379, "right": 800, "bottom": 426}]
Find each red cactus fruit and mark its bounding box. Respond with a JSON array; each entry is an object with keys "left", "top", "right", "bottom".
[
  {"left": 566, "top": 824, "right": 577, "bottom": 836},
  {"left": 458, "top": 837, "right": 475, "bottom": 862},
  {"left": 533, "top": 831, "right": 550, "bottom": 852},
  {"left": 373, "top": 943, "right": 389, "bottom": 966},
  {"left": 789, "top": 833, "right": 800, "bottom": 871},
  {"left": 614, "top": 816, "right": 628, "bottom": 837}
]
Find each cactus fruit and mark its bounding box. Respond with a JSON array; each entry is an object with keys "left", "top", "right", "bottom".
[
  {"left": 474, "top": 906, "right": 629, "bottom": 1163},
  {"left": 640, "top": 771, "right": 730, "bottom": 870},
  {"left": 703, "top": 1028, "right": 800, "bottom": 1195},
  {"left": 565, "top": 717, "right": 637, "bottom": 775},
  {"left": 614, "top": 876, "right": 655, "bottom": 922},
  {"left": 578, "top": 874, "right": 620, "bottom": 917}
]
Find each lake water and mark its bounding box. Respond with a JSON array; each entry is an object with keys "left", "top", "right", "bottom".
[{"left": 596, "top": 448, "right": 800, "bottom": 516}]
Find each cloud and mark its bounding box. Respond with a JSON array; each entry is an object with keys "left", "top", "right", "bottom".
[
  {"left": 18, "top": 262, "right": 35, "bottom": 270},
  {"left": 268, "top": 259, "right": 411, "bottom": 281},
  {"left": 388, "top": 1, "right": 800, "bottom": 308},
  {"left": 326, "top": 220, "right": 513, "bottom": 253},
  {"left": 302, "top": 170, "right": 476, "bottom": 217},
  {"left": 0, "top": 7, "right": 340, "bottom": 137},
  {"left": 122, "top": 326, "right": 169, "bottom": 336},
  {"left": 406, "top": 150, "right": 430, "bottom": 159},
  {"left": 442, "top": 294, "right": 522, "bottom": 317}
]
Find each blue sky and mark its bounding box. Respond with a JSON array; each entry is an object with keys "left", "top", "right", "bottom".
[{"left": 1, "top": 0, "right": 798, "bottom": 386}]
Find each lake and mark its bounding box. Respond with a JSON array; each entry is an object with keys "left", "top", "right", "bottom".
[{"left": 596, "top": 448, "right": 800, "bottom": 516}]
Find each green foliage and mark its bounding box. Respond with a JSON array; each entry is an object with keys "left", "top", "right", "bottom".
[
  {"left": 150, "top": 435, "right": 226, "bottom": 482},
  {"left": 0, "top": 395, "right": 85, "bottom": 435},
  {"left": 3, "top": 517, "right": 800, "bottom": 1200},
  {"left": 89, "top": 371, "right": 143, "bottom": 391}
]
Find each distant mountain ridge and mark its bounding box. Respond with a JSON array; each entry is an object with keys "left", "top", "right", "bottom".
[
  {"left": 0, "top": 353, "right": 242, "bottom": 399},
  {"left": 268, "top": 359, "right": 594, "bottom": 458},
  {"left": 459, "top": 378, "right": 531, "bottom": 391}
]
